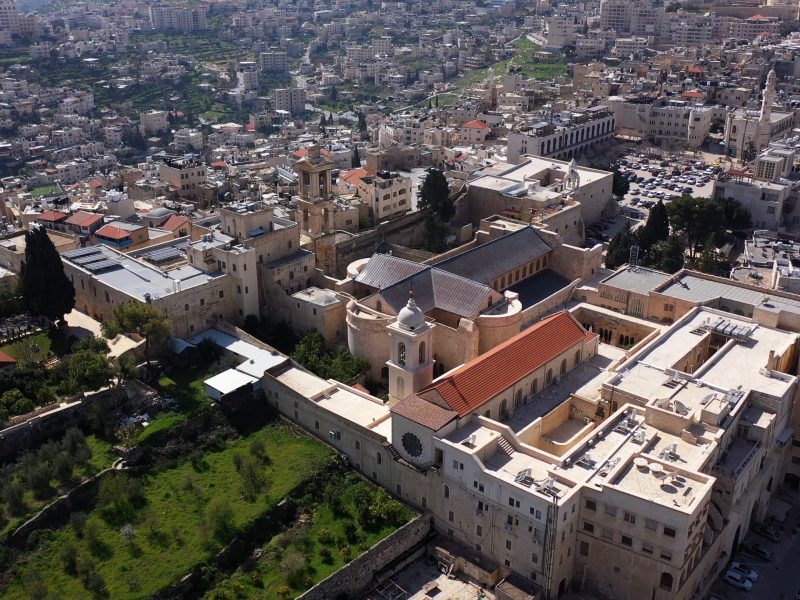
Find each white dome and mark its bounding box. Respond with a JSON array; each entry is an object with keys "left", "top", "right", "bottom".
[{"left": 397, "top": 296, "right": 425, "bottom": 330}]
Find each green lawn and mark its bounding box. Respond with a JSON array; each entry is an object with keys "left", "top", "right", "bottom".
[
  {"left": 3, "top": 424, "right": 333, "bottom": 599},
  {"left": 29, "top": 184, "right": 61, "bottom": 198},
  {"left": 0, "top": 330, "right": 71, "bottom": 364}
]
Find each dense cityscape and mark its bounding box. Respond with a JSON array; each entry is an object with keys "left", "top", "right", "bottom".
[{"left": 0, "top": 0, "right": 799, "bottom": 598}]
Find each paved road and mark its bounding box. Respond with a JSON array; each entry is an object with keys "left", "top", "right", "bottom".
[{"left": 708, "top": 490, "right": 800, "bottom": 600}]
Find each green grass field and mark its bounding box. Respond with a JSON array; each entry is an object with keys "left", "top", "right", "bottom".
[
  {"left": 28, "top": 185, "right": 61, "bottom": 198},
  {"left": 0, "top": 330, "right": 71, "bottom": 363},
  {"left": 3, "top": 424, "right": 333, "bottom": 599}
]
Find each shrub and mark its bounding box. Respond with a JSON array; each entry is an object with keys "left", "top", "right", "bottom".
[
  {"left": 70, "top": 512, "right": 88, "bottom": 537},
  {"left": 317, "top": 527, "right": 333, "bottom": 545},
  {"left": 206, "top": 497, "right": 235, "bottom": 542},
  {"left": 319, "top": 547, "right": 333, "bottom": 564},
  {"left": 59, "top": 541, "right": 80, "bottom": 575}
]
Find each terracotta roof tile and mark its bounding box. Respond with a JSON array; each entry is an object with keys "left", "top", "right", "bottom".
[
  {"left": 0, "top": 350, "right": 16, "bottom": 364},
  {"left": 65, "top": 211, "right": 103, "bottom": 227},
  {"left": 391, "top": 393, "right": 458, "bottom": 431},
  {"left": 420, "top": 311, "right": 594, "bottom": 417},
  {"left": 95, "top": 224, "right": 131, "bottom": 240},
  {"left": 463, "top": 119, "right": 490, "bottom": 129},
  {"left": 161, "top": 214, "right": 189, "bottom": 232},
  {"left": 38, "top": 210, "right": 68, "bottom": 222}
]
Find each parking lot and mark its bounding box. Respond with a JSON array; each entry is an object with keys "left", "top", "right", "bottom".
[
  {"left": 616, "top": 151, "right": 719, "bottom": 212},
  {"left": 707, "top": 489, "right": 800, "bottom": 599}
]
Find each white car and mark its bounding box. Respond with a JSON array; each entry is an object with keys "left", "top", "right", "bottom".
[
  {"left": 723, "top": 569, "right": 753, "bottom": 591},
  {"left": 730, "top": 562, "right": 758, "bottom": 582}
]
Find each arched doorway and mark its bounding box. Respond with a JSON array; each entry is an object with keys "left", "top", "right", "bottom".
[{"left": 558, "top": 578, "right": 567, "bottom": 597}]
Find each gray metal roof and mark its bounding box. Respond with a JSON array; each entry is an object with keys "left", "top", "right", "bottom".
[
  {"left": 377, "top": 269, "right": 492, "bottom": 319},
  {"left": 602, "top": 266, "right": 671, "bottom": 295},
  {"left": 433, "top": 226, "right": 551, "bottom": 285},
  {"left": 658, "top": 273, "right": 800, "bottom": 315},
  {"left": 355, "top": 254, "right": 428, "bottom": 290}
]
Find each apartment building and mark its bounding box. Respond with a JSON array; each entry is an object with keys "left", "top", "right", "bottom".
[
  {"left": 259, "top": 51, "right": 288, "bottom": 73},
  {"left": 158, "top": 156, "right": 207, "bottom": 200},
  {"left": 173, "top": 128, "right": 204, "bottom": 153},
  {"left": 506, "top": 106, "right": 615, "bottom": 162},
  {"left": 606, "top": 96, "right": 713, "bottom": 149},
  {"left": 355, "top": 170, "right": 413, "bottom": 221},
  {"left": 148, "top": 5, "right": 208, "bottom": 32},
  {"left": 139, "top": 110, "right": 169, "bottom": 136},
  {"left": 272, "top": 87, "right": 306, "bottom": 115}
]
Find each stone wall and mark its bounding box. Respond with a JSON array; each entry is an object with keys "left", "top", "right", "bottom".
[
  {"left": 0, "top": 380, "right": 155, "bottom": 461},
  {"left": 297, "top": 513, "right": 433, "bottom": 600},
  {"left": 4, "top": 468, "right": 115, "bottom": 548}
]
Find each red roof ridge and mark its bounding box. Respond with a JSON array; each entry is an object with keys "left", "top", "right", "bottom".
[
  {"left": 418, "top": 311, "right": 595, "bottom": 417},
  {"left": 463, "top": 119, "right": 490, "bottom": 129}
]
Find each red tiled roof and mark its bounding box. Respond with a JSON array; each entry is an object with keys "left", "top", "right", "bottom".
[
  {"left": 391, "top": 393, "right": 458, "bottom": 431},
  {"left": 291, "top": 147, "right": 333, "bottom": 159},
  {"left": 0, "top": 350, "right": 16, "bottom": 365},
  {"left": 687, "top": 67, "right": 704, "bottom": 74},
  {"left": 351, "top": 383, "right": 370, "bottom": 394},
  {"left": 463, "top": 119, "right": 490, "bottom": 130},
  {"left": 210, "top": 160, "right": 228, "bottom": 168},
  {"left": 340, "top": 167, "right": 370, "bottom": 186},
  {"left": 88, "top": 178, "right": 102, "bottom": 189},
  {"left": 38, "top": 210, "right": 68, "bottom": 222},
  {"left": 65, "top": 211, "right": 103, "bottom": 227},
  {"left": 419, "top": 311, "right": 594, "bottom": 417},
  {"left": 161, "top": 214, "right": 189, "bottom": 232},
  {"left": 681, "top": 91, "right": 705, "bottom": 99},
  {"left": 95, "top": 224, "right": 131, "bottom": 240}
]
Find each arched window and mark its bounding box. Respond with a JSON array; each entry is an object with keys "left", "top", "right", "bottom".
[
  {"left": 396, "top": 376, "right": 404, "bottom": 398},
  {"left": 376, "top": 300, "right": 382, "bottom": 312},
  {"left": 419, "top": 341, "right": 426, "bottom": 365},
  {"left": 660, "top": 573, "right": 673, "bottom": 591},
  {"left": 398, "top": 342, "right": 406, "bottom": 366},
  {"left": 560, "top": 358, "right": 567, "bottom": 375},
  {"left": 444, "top": 484, "right": 450, "bottom": 498},
  {"left": 515, "top": 389, "right": 522, "bottom": 407},
  {"left": 500, "top": 399, "right": 507, "bottom": 416},
  {"left": 546, "top": 369, "right": 553, "bottom": 384},
  {"left": 484, "top": 409, "right": 491, "bottom": 418},
  {"left": 377, "top": 452, "right": 382, "bottom": 465},
  {"left": 531, "top": 379, "right": 538, "bottom": 395},
  {"left": 574, "top": 350, "right": 581, "bottom": 365},
  {"left": 289, "top": 271, "right": 294, "bottom": 280}
]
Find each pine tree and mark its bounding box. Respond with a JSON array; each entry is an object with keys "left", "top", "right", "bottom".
[
  {"left": 320, "top": 113, "right": 327, "bottom": 128},
  {"left": 351, "top": 146, "right": 361, "bottom": 169},
  {"left": 21, "top": 226, "right": 75, "bottom": 324},
  {"left": 434, "top": 95, "right": 439, "bottom": 108}
]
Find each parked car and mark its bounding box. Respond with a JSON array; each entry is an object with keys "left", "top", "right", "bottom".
[
  {"left": 723, "top": 570, "right": 753, "bottom": 591},
  {"left": 730, "top": 562, "right": 758, "bottom": 582},
  {"left": 742, "top": 543, "right": 773, "bottom": 562},
  {"left": 756, "top": 521, "right": 784, "bottom": 542}
]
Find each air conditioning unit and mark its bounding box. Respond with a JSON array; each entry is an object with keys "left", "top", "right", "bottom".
[
  {"left": 505, "top": 523, "right": 513, "bottom": 531},
  {"left": 476, "top": 509, "right": 483, "bottom": 516}
]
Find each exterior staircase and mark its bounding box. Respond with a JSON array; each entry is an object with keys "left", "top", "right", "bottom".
[{"left": 497, "top": 437, "right": 516, "bottom": 456}]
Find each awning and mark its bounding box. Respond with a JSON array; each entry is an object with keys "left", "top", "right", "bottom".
[
  {"left": 767, "top": 496, "right": 791, "bottom": 522},
  {"left": 777, "top": 427, "right": 793, "bottom": 446}
]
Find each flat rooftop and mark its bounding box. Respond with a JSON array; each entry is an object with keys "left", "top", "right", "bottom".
[
  {"left": 508, "top": 269, "right": 571, "bottom": 308},
  {"left": 601, "top": 266, "right": 671, "bottom": 295},
  {"left": 657, "top": 272, "right": 800, "bottom": 316},
  {"left": 188, "top": 329, "right": 288, "bottom": 378},
  {"left": 63, "top": 245, "right": 218, "bottom": 302},
  {"left": 609, "top": 308, "right": 797, "bottom": 420},
  {"left": 316, "top": 385, "right": 390, "bottom": 429}
]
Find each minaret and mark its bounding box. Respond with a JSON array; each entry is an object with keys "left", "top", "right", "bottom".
[{"left": 760, "top": 69, "right": 776, "bottom": 124}]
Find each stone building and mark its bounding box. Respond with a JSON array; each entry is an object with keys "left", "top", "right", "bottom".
[{"left": 262, "top": 301, "right": 800, "bottom": 600}]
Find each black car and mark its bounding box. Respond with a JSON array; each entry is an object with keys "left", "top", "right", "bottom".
[{"left": 742, "top": 543, "right": 773, "bottom": 562}]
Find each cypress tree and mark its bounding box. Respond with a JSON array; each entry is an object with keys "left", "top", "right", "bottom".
[
  {"left": 351, "top": 146, "right": 361, "bottom": 169},
  {"left": 21, "top": 226, "right": 75, "bottom": 324}
]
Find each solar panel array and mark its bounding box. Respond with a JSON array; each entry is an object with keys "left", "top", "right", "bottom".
[
  {"left": 84, "top": 259, "right": 122, "bottom": 273},
  {"left": 142, "top": 247, "right": 183, "bottom": 263},
  {"left": 64, "top": 246, "right": 102, "bottom": 260},
  {"left": 72, "top": 254, "right": 107, "bottom": 266}
]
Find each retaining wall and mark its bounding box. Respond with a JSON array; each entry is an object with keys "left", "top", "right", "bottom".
[{"left": 298, "top": 512, "right": 432, "bottom": 600}]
